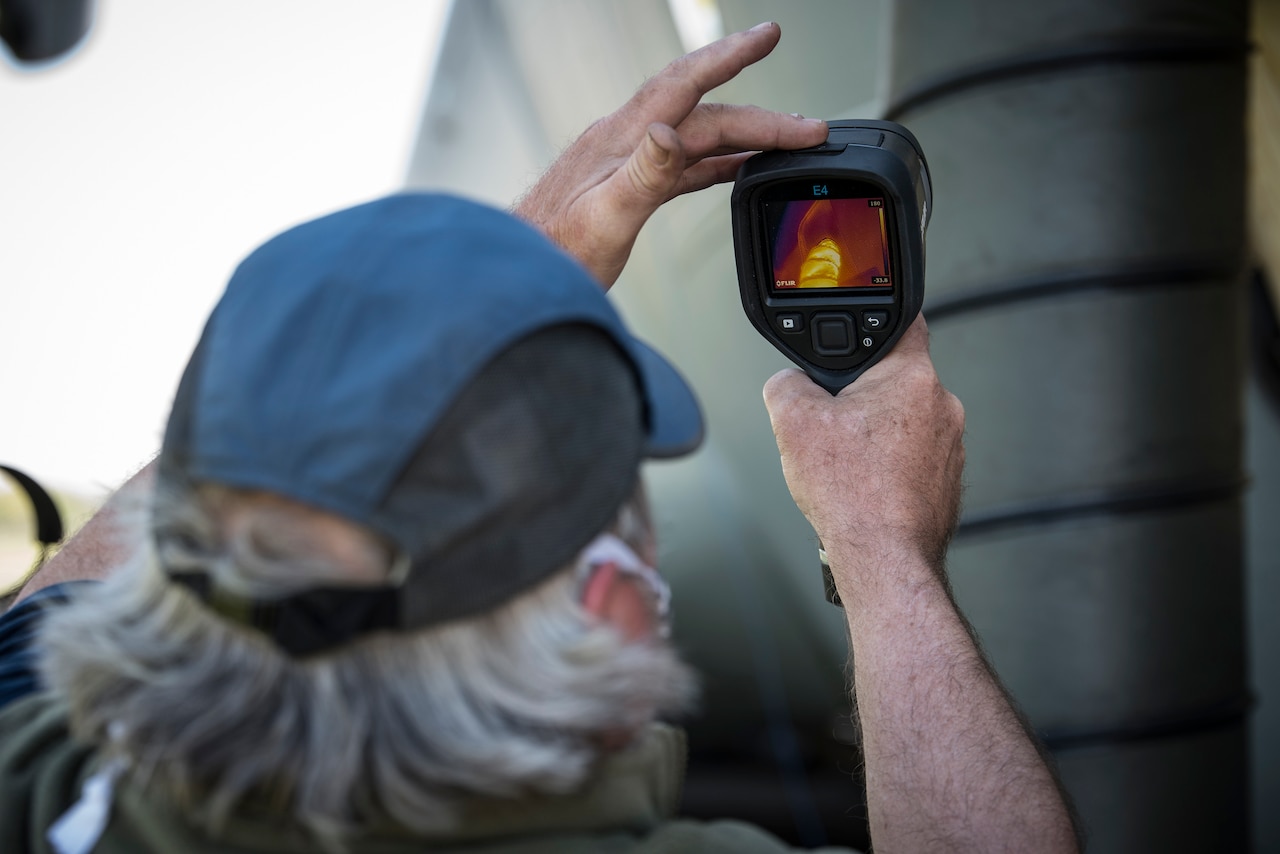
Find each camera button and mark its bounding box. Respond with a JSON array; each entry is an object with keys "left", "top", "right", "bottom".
[
  {"left": 776, "top": 313, "right": 806, "bottom": 334},
  {"left": 862, "top": 311, "right": 890, "bottom": 332},
  {"left": 812, "top": 313, "right": 855, "bottom": 356}
]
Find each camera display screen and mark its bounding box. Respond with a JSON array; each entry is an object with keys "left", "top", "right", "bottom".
[{"left": 762, "top": 188, "right": 892, "bottom": 292}]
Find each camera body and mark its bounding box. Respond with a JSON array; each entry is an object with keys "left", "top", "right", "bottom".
[{"left": 731, "top": 120, "right": 931, "bottom": 393}]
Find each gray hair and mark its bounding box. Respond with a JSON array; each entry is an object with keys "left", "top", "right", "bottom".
[{"left": 38, "top": 482, "right": 696, "bottom": 844}]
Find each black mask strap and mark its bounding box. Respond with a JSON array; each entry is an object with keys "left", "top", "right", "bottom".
[{"left": 169, "top": 573, "right": 402, "bottom": 658}]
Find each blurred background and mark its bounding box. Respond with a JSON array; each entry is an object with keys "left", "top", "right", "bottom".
[
  {"left": 0, "top": 0, "right": 447, "bottom": 565},
  {"left": 4, "top": 1, "right": 1279, "bottom": 851}
]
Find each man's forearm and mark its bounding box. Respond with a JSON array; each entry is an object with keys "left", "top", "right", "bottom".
[{"left": 835, "top": 545, "right": 1077, "bottom": 853}]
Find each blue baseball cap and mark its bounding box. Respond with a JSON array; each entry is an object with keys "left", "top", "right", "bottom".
[{"left": 158, "top": 193, "right": 703, "bottom": 652}]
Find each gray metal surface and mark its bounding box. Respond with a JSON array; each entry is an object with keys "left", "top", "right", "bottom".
[{"left": 890, "top": 0, "right": 1251, "bottom": 849}]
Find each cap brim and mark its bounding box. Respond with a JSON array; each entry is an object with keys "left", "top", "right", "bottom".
[{"left": 630, "top": 338, "right": 705, "bottom": 459}]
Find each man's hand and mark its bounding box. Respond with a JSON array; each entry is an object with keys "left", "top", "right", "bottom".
[
  {"left": 762, "top": 316, "right": 965, "bottom": 590},
  {"left": 513, "top": 22, "right": 828, "bottom": 288}
]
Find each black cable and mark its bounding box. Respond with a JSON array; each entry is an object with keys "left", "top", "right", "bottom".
[
  {"left": 1251, "top": 269, "right": 1280, "bottom": 412},
  {"left": 886, "top": 37, "right": 1249, "bottom": 121},
  {"left": 923, "top": 259, "right": 1240, "bottom": 324},
  {"left": 0, "top": 465, "right": 63, "bottom": 546},
  {"left": 955, "top": 475, "right": 1246, "bottom": 539},
  {"left": 1039, "top": 695, "right": 1252, "bottom": 752}
]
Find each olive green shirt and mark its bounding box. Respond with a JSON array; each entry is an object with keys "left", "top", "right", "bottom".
[{"left": 0, "top": 693, "right": 858, "bottom": 853}]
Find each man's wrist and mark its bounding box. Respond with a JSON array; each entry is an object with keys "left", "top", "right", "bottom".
[{"left": 820, "top": 534, "right": 947, "bottom": 607}]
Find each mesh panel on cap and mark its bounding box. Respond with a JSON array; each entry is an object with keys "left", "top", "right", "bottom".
[{"left": 371, "top": 324, "right": 645, "bottom": 628}]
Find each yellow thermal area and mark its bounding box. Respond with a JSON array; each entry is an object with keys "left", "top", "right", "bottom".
[{"left": 798, "top": 237, "right": 842, "bottom": 288}]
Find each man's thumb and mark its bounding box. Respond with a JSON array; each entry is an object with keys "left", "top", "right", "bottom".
[{"left": 622, "top": 123, "right": 685, "bottom": 202}]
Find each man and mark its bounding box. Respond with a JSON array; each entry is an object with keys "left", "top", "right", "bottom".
[{"left": 0, "top": 24, "right": 1077, "bottom": 853}]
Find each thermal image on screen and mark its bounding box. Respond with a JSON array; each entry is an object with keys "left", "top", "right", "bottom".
[{"left": 767, "top": 198, "right": 891, "bottom": 290}]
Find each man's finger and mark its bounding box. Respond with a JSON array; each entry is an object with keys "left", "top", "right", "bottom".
[
  {"left": 671, "top": 153, "right": 756, "bottom": 197},
  {"left": 624, "top": 22, "right": 783, "bottom": 129},
  {"left": 627, "top": 123, "right": 685, "bottom": 200},
  {"left": 668, "top": 106, "right": 828, "bottom": 197},
  {"left": 676, "top": 104, "right": 827, "bottom": 161},
  {"left": 762, "top": 367, "right": 828, "bottom": 412}
]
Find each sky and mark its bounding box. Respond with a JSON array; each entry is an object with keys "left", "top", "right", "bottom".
[{"left": 0, "top": 0, "right": 447, "bottom": 497}]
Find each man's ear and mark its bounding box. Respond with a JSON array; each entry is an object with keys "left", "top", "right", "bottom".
[{"left": 580, "top": 562, "right": 657, "bottom": 642}]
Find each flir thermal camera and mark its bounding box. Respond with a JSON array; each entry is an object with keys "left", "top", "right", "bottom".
[{"left": 731, "top": 120, "right": 931, "bottom": 394}]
